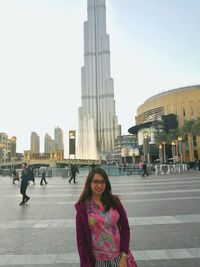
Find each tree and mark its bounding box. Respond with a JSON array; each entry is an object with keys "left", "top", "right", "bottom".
[
  {"left": 192, "top": 118, "right": 200, "bottom": 160},
  {"left": 181, "top": 119, "right": 196, "bottom": 161}
]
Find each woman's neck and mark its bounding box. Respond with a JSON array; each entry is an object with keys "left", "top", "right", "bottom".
[{"left": 91, "top": 195, "right": 102, "bottom": 204}]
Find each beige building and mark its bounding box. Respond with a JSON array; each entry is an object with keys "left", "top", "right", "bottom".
[
  {"left": 134, "top": 85, "right": 200, "bottom": 161},
  {"left": 0, "top": 132, "right": 9, "bottom": 161},
  {"left": 54, "top": 127, "right": 64, "bottom": 151},
  {"left": 44, "top": 134, "right": 55, "bottom": 154},
  {"left": 30, "top": 132, "right": 40, "bottom": 153},
  {"left": 136, "top": 85, "right": 200, "bottom": 125},
  {"left": 0, "top": 133, "right": 17, "bottom": 161},
  {"left": 8, "top": 136, "right": 17, "bottom": 158}
]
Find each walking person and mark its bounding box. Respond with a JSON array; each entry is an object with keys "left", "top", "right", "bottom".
[
  {"left": 19, "top": 163, "right": 31, "bottom": 206},
  {"left": 75, "top": 168, "right": 137, "bottom": 267},
  {"left": 40, "top": 167, "right": 48, "bottom": 185},
  {"left": 29, "top": 167, "right": 35, "bottom": 185},
  {"left": 69, "top": 164, "right": 79, "bottom": 183},
  {"left": 138, "top": 161, "right": 143, "bottom": 175},
  {"left": 12, "top": 169, "right": 19, "bottom": 184},
  {"left": 142, "top": 162, "right": 148, "bottom": 177},
  {"left": 91, "top": 162, "right": 96, "bottom": 171}
]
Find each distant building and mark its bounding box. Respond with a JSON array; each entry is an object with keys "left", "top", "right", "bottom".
[
  {"left": 54, "top": 127, "right": 64, "bottom": 151},
  {"left": 0, "top": 132, "right": 9, "bottom": 161},
  {"left": 30, "top": 132, "right": 40, "bottom": 153},
  {"left": 8, "top": 136, "right": 17, "bottom": 158},
  {"left": 44, "top": 133, "right": 55, "bottom": 154},
  {"left": 129, "top": 85, "right": 200, "bottom": 162},
  {"left": 0, "top": 133, "right": 17, "bottom": 161},
  {"left": 114, "top": 135, "right": 138, "bottom": 163}
]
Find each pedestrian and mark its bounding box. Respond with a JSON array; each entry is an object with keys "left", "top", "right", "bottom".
[
  {"left": 142, "top": 162, "right": 148, "bottom": 177},
  {"left": 29, "top": 167, "right": 35, "bottom": 184},
  {"left": 91, "top": 162, "right": 96, "bottom": 171},
  {"left": 19, "top": 163, "right": 31, "bottom": 205},
  {"left": 12, "top": 169, "right": 19, "bottom": 184},
  {"left": 138, "top": 161, "right": 143, "bottom": 175},
  {"left": 75, "top": 167, "right": 137, "bottom": 267},
  {"left": 40, "top": 167, "right": 48, "bottom": 185},
  {"left": 69, "top": 164, "right": 79, "bottom": 183}
]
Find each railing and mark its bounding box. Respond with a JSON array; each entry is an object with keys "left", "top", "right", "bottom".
[
  {"left": 0, "top": 164, "right": 189, "bottom": 178},
  {"left": 0, "top": 158, "right": 101, "bottom": 168},
  {"left": 154, "top": 164, "right": 188, "bottom": 175}
]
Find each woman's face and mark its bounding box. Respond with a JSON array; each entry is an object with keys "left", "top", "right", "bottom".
[{"left": 91, "top": 173, "right": 106, "bottom": 197}]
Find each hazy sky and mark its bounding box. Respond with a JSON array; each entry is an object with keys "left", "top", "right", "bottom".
[{"left": 0, "top": 0, "right": 200, "bottom": 155}]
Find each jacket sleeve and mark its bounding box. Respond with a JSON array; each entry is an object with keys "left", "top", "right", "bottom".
[
  {"left": 76, "top": 210, "right": 93, "bottom": 267},
  {"left": 118, "top": 202, "right": 130, "bottom": 254}
]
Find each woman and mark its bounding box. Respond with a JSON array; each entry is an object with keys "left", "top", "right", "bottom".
[{"left": 75, "top": 168, "right": 135, "bottom": 267}]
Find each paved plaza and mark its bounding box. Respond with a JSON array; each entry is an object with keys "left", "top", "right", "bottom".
[{"left": 0, "top": 170, "right": 200, "bottom": 267}]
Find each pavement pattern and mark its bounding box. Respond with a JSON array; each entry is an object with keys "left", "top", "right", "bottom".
[{"left": 0, "top": 170, "right": 200, "bottom": 267}]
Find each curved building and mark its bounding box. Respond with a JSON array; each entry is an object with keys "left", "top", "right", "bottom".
[
  {"left": 129, "top": 85, "right": 200, "bottom": 162},
  {"left": 136, "top": 85, "right": 200, "bottom": 126}
]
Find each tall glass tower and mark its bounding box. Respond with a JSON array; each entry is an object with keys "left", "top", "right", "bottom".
[{"left": 78, "top": 0, "right": 120, "bottom": 159}]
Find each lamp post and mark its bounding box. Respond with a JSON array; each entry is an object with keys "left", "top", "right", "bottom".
[
  {"left": 171, "top": 141, "right": 176, "bottom": 163},
  {"left": 143, "top": 131, "right": 149, "bottom": 163},
  {"left": 163, "top": 141, "right": 166, "bottom": 164},
  {"left": 178, "top": 136, "right": 183, "bottom": 164},
  {"left": 159, "top": 144, "right": 163, "bottom": 163}
]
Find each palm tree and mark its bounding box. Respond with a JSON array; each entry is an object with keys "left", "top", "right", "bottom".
[
  {"left": 154, "top": 131, "right": 168, "bottom": 163},
  {"left": 181, "top": 119, "right": 196, "bottom": 161},
  {"left": 193, "top": 118, "right": 200, "bottom": 160},
  {"left": 167, "top": 128, "right": 181, "bottom": 162}
]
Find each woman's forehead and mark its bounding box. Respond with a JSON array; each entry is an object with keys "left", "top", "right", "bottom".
[{"left": 93, "top": 173, "right": 104, "bottom": 180}]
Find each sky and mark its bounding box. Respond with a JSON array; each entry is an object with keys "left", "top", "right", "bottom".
[{"left": 0, "top": 0, "right": 200, "bottom": 156}]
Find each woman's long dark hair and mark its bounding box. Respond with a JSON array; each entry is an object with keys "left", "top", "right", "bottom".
[{"left": 77, "top": 168, "right": 120, "bottom": 212}]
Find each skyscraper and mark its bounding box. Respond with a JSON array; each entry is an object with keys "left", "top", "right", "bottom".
[
  {"left": 30, "top": 132, "right": 40, "bottom": 153},
  {"left": 44, "top": 133, "right": 55, "bottom": 154},
  {"left": 54, "top": 127, "right": 64, "bottom": 151},
  {"left": 78, "top": 0, "right": 120, "bottom": 159}
]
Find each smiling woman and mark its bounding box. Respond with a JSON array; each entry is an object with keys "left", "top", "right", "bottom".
[{"left": 75, "top": 168, "right": 137, "bottom": 267}]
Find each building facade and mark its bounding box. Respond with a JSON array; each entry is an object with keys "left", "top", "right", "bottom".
[
  {"left": 30, "top": 132, "right": 40, "bottom": 153},
  {"left": 114, "top": 134, "right": 138, "bottom": 163},
  {"left": 44, "top": 133, "right": 55, "bottom": 154},
  {"left": 129, "top": 85, "right": 200, "bottom": 162},
  {"left": 0, "top": 133, "right": 17, "bottom": 161},
  {"left": 54, "top": 127, "right": 64, "bottom": 151},
  {"left": 0, "top": 132, "right": 9, "bottom": 161},
  {"left": 8, "top": 136, "right": 17, "bottom": 158},
  {"left": 136, "top": 85, "right": 200, "bottom": 126},
  {"left": 78, "top": 0, "right": 120, "bottom": 159}
]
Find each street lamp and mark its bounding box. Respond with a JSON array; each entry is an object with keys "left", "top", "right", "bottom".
[
  {"left": 163, "top": 141, "right": 166, "bottom": 163},
  {"left": 178, "top": 136, "right": 183, "bottom": 164},
  {"left": 171, "top": 141, "right": 176, "bottom": 163},
  {"left": 159, "top": 144, "right": 163, "bottom": 163},
  {"left": 143, "top": 131, "right": 149, "bottom": 163}
]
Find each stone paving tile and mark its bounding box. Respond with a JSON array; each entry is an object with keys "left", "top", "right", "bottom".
[{"left": 0, "top": 255, "right": 14, "bottom": 265}]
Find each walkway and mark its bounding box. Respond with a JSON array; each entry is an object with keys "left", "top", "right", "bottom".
[{"left": 0, "top": 171, "right": 200, "bottom": 266}]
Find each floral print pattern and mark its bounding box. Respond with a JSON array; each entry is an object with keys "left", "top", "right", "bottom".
[{"left": 86, "top": 200, "right": 120, "bottom": 260}]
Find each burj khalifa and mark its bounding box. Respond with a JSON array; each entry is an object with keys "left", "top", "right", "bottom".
[{"left": 78, "top": 0, "right": 121, "bottom": 159}]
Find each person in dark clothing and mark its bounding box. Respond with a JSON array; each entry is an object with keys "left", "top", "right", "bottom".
[
  {"left": 12, "top": 169, "right": 19, "bottom": 184},
  {"left": 40, "top": 167, "right": 48, "bottom": 185},
  {"left": 69, "top": 164, "right": 79, "bottom": 183},
  {"left": 142, "top": 162, "right": 148, "bottom": 177},
  {"left": 91, "top": 162, "right": 96, "bottom": 171},
  {"left": 19, "top": 163, "right": 31, "bottom": 205},
  {"left": 29, "top": 168, "right": 35, "bottom": 184}
]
